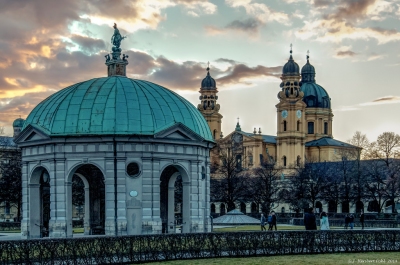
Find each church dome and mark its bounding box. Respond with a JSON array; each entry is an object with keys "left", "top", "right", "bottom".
[
  {"left": 282, "top": 50, "right": 299, "bottom": 76},
  {"left": 201, "top": 67, "right": 216, "bottom": 89},
  {"left": 301, "top": 59, "right": 315, "bottom": 75},
  {"left": 23, "top": 76, "right": 213, "bottom": 141},
  {"left": 13, "top": 118, "right": 25, "bottom": 127},
  {"left": 301, "top": 82, "right": 331, "bottom": 109},
  {"left": 300, "top": 55, "right": 330, "bottom": 109}
]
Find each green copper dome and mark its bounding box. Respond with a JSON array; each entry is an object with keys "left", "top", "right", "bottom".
[{"left": 23, "top": 76, "right": 213, "bottom": 141}]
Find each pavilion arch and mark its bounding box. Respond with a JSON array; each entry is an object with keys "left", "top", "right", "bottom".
[
  {"left": 28, "top": 166, "right": 51, "bottom": 239},
  {"left": 160, "top": 164, "right": 190, "bottom": 234},
  {"left": 66, "top": 162, "right": 106, "bottom": 183},
  {"left": 65, "top": 163, "right": 106, "bottom": 237},
  {"left": 220, "top": 203, "right": 226, "bottom": 215}
]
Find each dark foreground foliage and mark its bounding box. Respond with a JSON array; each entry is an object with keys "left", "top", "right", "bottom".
[{"left": 1, "top": 230, "right": 399, "bottom": 264}]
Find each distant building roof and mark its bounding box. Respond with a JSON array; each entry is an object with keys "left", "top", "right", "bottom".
[
  {"left": 242, "top": 131, "right": 277, "bottom": 144},
  {"left": 0, "top": 136, "right": 16, "bottom": 148},
  {"left": 213, "top": 209, "right": 260, "bottom": 225},
  {"left": 305, "top": 137, "right": 358, "bottom": 148}
]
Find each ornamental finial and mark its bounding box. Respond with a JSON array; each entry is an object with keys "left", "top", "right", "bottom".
[
  {"left": 307, "top": 50, "right": 310, "bottom": 61},
  {"left": 290, "top": 43, "right": 292, "bottom": 54},
  {"left": 207, "top": 61, "right": 210, "bottom": 75}
]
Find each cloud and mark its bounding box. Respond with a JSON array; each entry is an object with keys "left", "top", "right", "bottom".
[
  {"left": 336, "top": 50, "right": 357, "bottom": 58},
  {"left": 361, "top": 96, "right": 400, "bottom": 106},
  {"left": 216, "top": 64, "right": 282, "bottom": 86},
  {"left": 225, "top": 0, "right": 290, "bottom": 25},
  {"left": 295, "top": 0, "right": 400, "bottom": 44},
  {"left": 334, "top": 96, "right": 400, "bottom": 111},
  {"left": 225, "top": 18, "right": 262, "bottom": 33},
  {"left": 205, "top": 17, "right": 263, "bottom": 36},
  {"left": 69, "top": 35, "right": 106, "bottom": 54}
]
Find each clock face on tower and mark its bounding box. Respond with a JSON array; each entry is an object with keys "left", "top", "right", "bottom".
[
  {"left": 281, "top": 110, "right": 288, "bottom": 119},
  {"left": 296, "top": 110, "right": 302, "bottom": 119}
]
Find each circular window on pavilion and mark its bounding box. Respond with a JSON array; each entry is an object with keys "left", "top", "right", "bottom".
[{"left": 126, "top": 162, "right": 141, "bottom": 178}]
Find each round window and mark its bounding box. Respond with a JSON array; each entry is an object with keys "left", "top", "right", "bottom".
[{"left": 127, "top": 162, "right": 140, "bottom": 178}]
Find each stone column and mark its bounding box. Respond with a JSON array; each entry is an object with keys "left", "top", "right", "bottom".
[
  {"left": 104, "top": 157, "right": 116, "bottom": 236},
  {"left": 21, "top": 162, "right": 30, "bottom": 239},
  {"left": 182, "top": 180, "right": 190, "bottom": 233},
  {"left": 49, "top": 159, "right": 68, "bottom": 238},
  {"left": 28, "top": 183, "right": 41, "bottom": 239},
  {"left": 116, "top": 157, "right": 127, "bottom": 236},
  {"left": 167, "top": 186, "right": 175, "bottom": 233},
  {"left": 84, "top": 186, "right": 90, "bottom": 235}
]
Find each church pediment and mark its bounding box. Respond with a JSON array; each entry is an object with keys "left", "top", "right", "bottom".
[
  {"left": 154, "top": 122, "right": 205, "bottom": 142},
  {"left": 14, "top": 124, "right": 50, "bottom": 144}
]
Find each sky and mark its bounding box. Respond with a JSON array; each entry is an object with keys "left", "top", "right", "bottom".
[{"left": 0, "top": 0, "right": 400, "bottom": 143}]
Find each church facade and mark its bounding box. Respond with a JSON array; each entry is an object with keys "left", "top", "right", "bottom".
[{"left": 198, "top": 49, "right": 359, "bottom": 171}]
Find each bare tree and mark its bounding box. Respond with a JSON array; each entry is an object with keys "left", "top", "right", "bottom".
[
  {"left": 210, "top": 133, "right": 251, "bottom": 212},
  {"left": 249, "top": 159, "right": 282, "bottom": 214},
  {"left": 286, "top": 161, "right": 330, "bottom": 214},
  {"left": 347, "top": 131, "right": 370, "bottom": 159},
  {"left": 362, "top": 159, "right": 388, "bottom": 213},
  {"left": 0, "top": 139, "right": 22, "bottom": 221}
]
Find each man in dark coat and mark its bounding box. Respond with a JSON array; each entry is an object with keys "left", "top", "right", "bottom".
[
  {"left": 304, "top": 208, "right": 317, "bottom": 230},
  {"left": 360, "top": 210, "right": 365, "bottom": 230},
  {"left": 271, "top": 211, "right": 277, "bottom": 231}
]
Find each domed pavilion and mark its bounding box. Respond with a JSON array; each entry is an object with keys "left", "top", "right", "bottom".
[{"left": 15, "top": 25, "right": 214, "bottom": 239}]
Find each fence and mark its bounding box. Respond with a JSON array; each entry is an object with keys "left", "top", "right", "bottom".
[
  {"left": 1, "top": 230, "right": 400, "bottom": 264},
  {"left": 0, "top": 222, "right": 20, "bottom": 231}
]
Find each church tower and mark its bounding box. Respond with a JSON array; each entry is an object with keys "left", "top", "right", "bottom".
[
  {"left": 300, "top": 53, "right": 333, "bottom": 142},
  {"left": 276, "top": 47, "right": 307, "bottom": 168},
  {"left": 198, "top": 65, "right": 223, "bottom": 140}
]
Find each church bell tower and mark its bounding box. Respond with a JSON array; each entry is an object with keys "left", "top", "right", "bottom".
[
  {"left": 276, "top": 46, "right": 306, "bottom": 168},
  {"left": 197, "top": 64, "right": 223, "bottom": 140}
]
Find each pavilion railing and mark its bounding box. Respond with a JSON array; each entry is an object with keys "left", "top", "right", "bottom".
[{"left": 1, "top": 230, "right": 399, "bottom": 264}]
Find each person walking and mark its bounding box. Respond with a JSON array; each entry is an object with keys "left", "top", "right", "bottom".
[
  {"left": 271, "top": 211, "right": 277, "bottom": 231},
  {"left": 320, "top": 211, "right": 330, "bottom": 230},
  {"left": 360, "top": 210, "right": 365, "bottom": 230},
  {"left": 303, "top": 208, "right": 317, "bottom": 251},
  {"left": 267, "top": 212, "right": 273, "bottom": 231},
  {"left": 344, "top": 214, "right": 350, "bottom": 229},
  {"left": 349, "top": 214, "right": 355, "bottom": 230},
  {"left": 304, "top": 207, "right": 317, "bottom": 230},
  {"left": 260, "top": 213, "right": 266, "bottom": 231}
]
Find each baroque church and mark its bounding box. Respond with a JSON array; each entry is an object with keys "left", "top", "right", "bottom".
[{"left": 198, "top": 48, "right": 358, "bottom": 171}]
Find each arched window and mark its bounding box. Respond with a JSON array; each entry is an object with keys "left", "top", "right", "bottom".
[
  {"left": 283, "top": 156, "right": 287, "bottom": 167},
  {"left": 240, "top": 202, "right": 246, "bottom": 214},
  {"left": 291, "top": 87, "right": 293, "bottom": 94},
  {"left": 324, "top": 122, "right": 328, "bottom": 134},
  {"left": 296, "top": 156, "right": 301, "bottom": 167},
  {"left": 308, "top": 122, "right": 314, "bottom": 134},
  {"left": 220, "top": 204, "right": 226, "bottom": 215},
  {"left": 211, "top": 203, "right": 216, "bottom": 213},
  {"left": 297, "top": 120, "right": 300, "bottom": 131},
  {"left": 315, "top": 201, "right": 322, "bottom": 214},
  {"left": 251, "top": 202, "right": 258, "bottom": 214},
  {"left": 213, "top": 130, "right": 217, "bottom": 140},
  {"left": 328, "top": 200, "right": 337, "bottom": 213},
  {"left": 342, "top": 201, "right": 350, "bottom": 213},
  {"left": 283, "top": 120, "right": 287, "bottom": 131}
]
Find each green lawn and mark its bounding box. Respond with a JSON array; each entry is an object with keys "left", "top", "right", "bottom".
[
  {"left": 147, "top": 252, "right": 400, "bottom": 265},
  {"left": 214, "top": 225, "right": 344, "bottom": 232}
]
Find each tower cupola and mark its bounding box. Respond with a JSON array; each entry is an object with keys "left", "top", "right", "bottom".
[
  {"left": 301, "top": 51, "right": 316, "bottom": 83},
  {"left": 282, "top": 44, "right": 300, "bottom": 76},
  {"left": 201, "top": 66, "right": 216, "bottom": 89}
]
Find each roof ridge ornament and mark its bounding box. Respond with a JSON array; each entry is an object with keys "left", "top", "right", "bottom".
[{"left": 105, "top": 23, "right": 129, "bottom": 77}]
